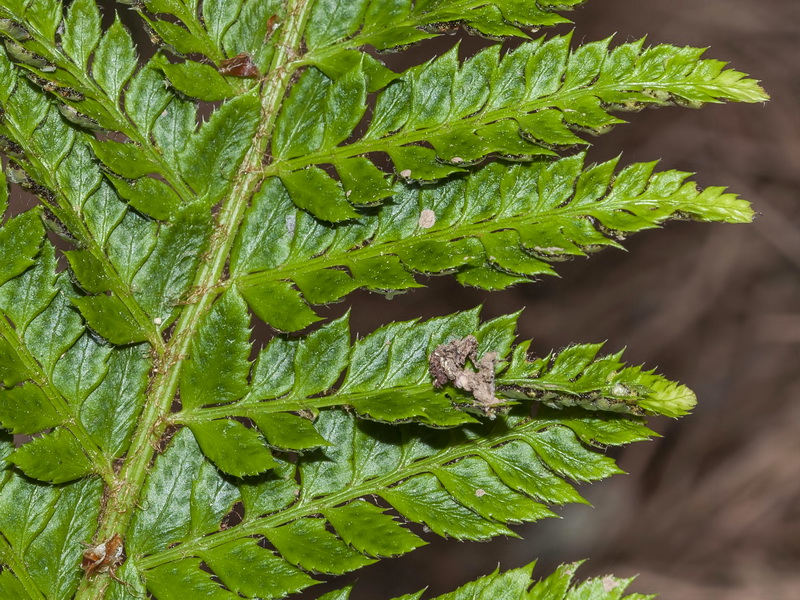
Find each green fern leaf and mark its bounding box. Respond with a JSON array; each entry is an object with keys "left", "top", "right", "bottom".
[
  {"left": 268, "top": 35, "right": 765, "bottom": 220},
  {"left": 0, "top": 471, "right": 103, "bottom": 599},
  {"left": 411, "top": 561, "right": 654, "bottom": 600},
  {"left": 125, "top": 405, "right": 653, "bottom": 598},
  {"left": 175, "top": 307, "right": 682, "bottom": 465},
  {"left": 0, "top": 238, "right": 151, "bottom": 485},
  {"left": 305, "top": 0, "right": 585, "bottom": 53},
  {"left": 234, "top": 154, "right": 752, "bottom": 329}
]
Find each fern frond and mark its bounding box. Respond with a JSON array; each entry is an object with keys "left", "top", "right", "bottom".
[
  {"left": 0, "top": 236, "right": 151, "bottom": 484},
  {"left": 0, "top": 2, "right": 763, "bottom": 598},
  {"left": 266, "top": 35, "right": 766, "bottom": 220},
  {"left": 0, "top": 468, "right": 103, "bottom": 599},
  {"left": 0, "top": 40, "right": 213, "bottom": 341},
  {"left": 395, "top": 561, "right": 654, "bottom": 600},
  {"left": 168, "top": 562, "right": 654, "bottom": 600},
  {"left": 0, "top": 0, "right": 263, "bottom": 213},
  {"left": 171, "top": 302, "right": 688, "bottom": 478},
  {"left": 125, "top": 405, "right": 653, "bottom": 598},
  {"left": 304, "top": 0, "right": 587, "bottom": 54},
  {"left": 233, "top": 154, "right": 751, "bottom": 331},
  {"left": 0, "top": 3, "right": 190, "bottom": 193}
]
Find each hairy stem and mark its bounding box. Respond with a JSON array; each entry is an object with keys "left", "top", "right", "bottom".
[{"left": 73, "top": 2, "right": 315, "bottom": 598}]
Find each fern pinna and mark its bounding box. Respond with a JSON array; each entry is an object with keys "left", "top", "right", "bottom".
[{"left": 0, "top": 1, "right": 765, "bottom": 599}]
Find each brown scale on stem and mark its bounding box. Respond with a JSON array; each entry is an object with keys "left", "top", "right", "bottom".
[{"left": 81, "top": 534, "right": 124, "bottom": 580}]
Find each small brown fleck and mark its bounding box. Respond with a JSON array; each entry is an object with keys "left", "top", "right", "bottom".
[{"left": 219, "top": 53, "right": 260, "bottom": 77}]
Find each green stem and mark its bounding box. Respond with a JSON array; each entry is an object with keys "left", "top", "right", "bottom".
[
  {"left": 0, "top": 315, "right": 114, "bottom": 484},
  {"left": 74, "top": 2, "right": 315, "bottom": 597},
  {"left": 175, "top": 387, "right": 414, "bottom": 422},
  {"left": 172, "top": 375, "right": 606, "bottom": 425}
]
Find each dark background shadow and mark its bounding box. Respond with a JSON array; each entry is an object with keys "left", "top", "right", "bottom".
[{"left": 304, "top": 1, "right": 799, "bottom": 598}]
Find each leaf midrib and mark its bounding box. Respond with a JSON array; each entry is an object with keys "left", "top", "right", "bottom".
[{"left": 173, "top": 372, "right": 627, "bottom": 425}]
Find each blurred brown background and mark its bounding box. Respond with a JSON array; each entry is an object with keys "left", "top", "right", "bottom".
[{"left": 310, "top": 0, "right": 800, "bottom": 598}]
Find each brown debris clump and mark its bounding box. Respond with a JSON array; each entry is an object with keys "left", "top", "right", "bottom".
[{"left": 428, "top": 335, "right": 505, "bottom": 415}]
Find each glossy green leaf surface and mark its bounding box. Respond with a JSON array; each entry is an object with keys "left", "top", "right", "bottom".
[
  {"left": 0, "top": 474, "right": 102, "bottom": 599},
  {"left": 304, "top": 0, "right": 584, "bottom": 52},
  {"left": 410, "top": 562, "right": 654, "bottom": 600},
  {"left": 156, "top": 55, "right": 239, "bottom": 101},
  {"left": 180, "top": 289, "right": 250, "bottom": 411},
  {"left": 178, "top": 94, "right": 261, "bottom": 205},
  {"left": 130, "top": 405, "right": 657, "bottom": 598}
]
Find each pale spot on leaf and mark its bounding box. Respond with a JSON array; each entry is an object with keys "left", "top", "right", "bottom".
[
  {"left": 418, "top": 209, "right": 436, "bottom": 229},
  {"left": 602, "top": 575, "right": 619, "bottom": 592}
]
